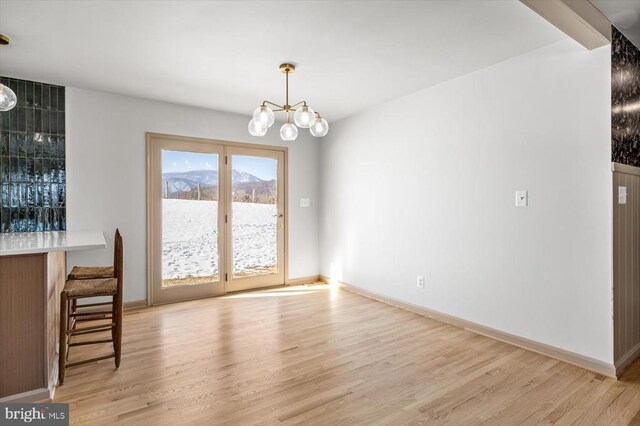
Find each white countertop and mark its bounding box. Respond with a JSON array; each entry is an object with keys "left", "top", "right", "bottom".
[{"left": 0, "top": 231, "right": 107, "bottom": 256}]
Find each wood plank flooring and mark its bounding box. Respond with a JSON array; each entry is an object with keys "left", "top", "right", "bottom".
[{"left": 54, "top": 284, "right": 640, "bottom": 425}]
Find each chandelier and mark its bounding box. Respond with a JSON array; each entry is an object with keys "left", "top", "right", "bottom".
[
  {"left": 0, "top": 34, "right": 17, "bottom": 112},
  {"left": 249, "top": 63, "right": 328, "bottom": 141}
]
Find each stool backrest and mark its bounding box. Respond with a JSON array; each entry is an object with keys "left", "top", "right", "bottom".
[
  {"left": 114, "top": 229, "right": 124, "bottom": 298},
  {"left": 113, "top": 229, "right": 119, "bottom": 270}
]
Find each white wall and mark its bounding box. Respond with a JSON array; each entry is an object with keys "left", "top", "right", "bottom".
[
  {"left": 66, "top": 88, "right": 319, "bottom": 302},
  {"left": 319, "top": 40, "right": 613, "bottom": 363}
]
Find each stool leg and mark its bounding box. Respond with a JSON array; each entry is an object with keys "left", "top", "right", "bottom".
[
  {"left": 70, "top": 299, "right": 77, "bottom": 330},
  {"left": 59, "top": 292, "right": 68, "bottom": 385},
  {"left": 111, "top": 295, "right": 117, "bottom": 343},
  {"left": 114, "top": 294, "right": 122, "bottom": 368},
  {"left": 66, "top": 297, "right": 72, "bottom": 361}
]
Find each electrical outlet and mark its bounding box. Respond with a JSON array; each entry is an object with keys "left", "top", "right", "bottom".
[{"left": 417, "top": 275, "right": 425, "bottom": 289}]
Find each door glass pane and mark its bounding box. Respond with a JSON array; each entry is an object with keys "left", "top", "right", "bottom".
[
  {"left": 231, "top": 155, "right": 278, "bottom": 278},
  {"left": 161, "top": 150, "right": 219, "bottom": 287}
]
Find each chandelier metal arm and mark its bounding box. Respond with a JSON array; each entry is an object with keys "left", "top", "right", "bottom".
[
  {"left": 262, "top": 99, "right": 311, "bottom": 113},
  {"left": 262, "top": 100, "right": 284, "bottom": 110}
]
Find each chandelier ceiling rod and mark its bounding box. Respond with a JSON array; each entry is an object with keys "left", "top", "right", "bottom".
[{"left": 261, "top": 65, "right": 306, "bottom": 112}]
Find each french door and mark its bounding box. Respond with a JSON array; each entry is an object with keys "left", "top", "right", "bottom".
[{"left": 147, "top": 133, "right": 286, "bottom": 305}]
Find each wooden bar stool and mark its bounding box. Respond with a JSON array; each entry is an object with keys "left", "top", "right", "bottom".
[
  {"left": 58, "top": 229, "right": 123, "bottom": 385},
  {"left": 66, "top": 229, "right": 119, "bottom": 316}
]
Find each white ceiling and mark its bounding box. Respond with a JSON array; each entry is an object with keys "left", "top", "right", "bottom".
[
  {"left": 0, "top": 1, "right": 565, "bottom": 122},
  {"left": 591, "top": 0, "right": 640, "bottom": 49}
]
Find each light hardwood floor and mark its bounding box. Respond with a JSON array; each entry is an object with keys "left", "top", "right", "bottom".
[{"left": 54, "top": 284, "right": 640, "bottom": 425}]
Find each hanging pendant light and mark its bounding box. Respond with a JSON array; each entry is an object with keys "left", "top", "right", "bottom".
[
  {"left": 248, "top": 118, "right": 267, "bottom": 136},
  {"left": 0, "top": 83, "right": 17, "bottom": 112},
  {"left": 249, "top": 63, "right": 328, "bottom": 141},
  {"left": 280, "top": 111, "right": 298, "bottom": 141},
  {"left": 253, "top": 105, "right": 275, "bottom": 128},
  {"left": 0, "top": 34, "right": 17, "bottom": 112},
  {"left": 309, "top": 115, "right": 329, "bottom": 137},
  {"left": 294, "top": 105, "right": 315, "bottom": 128}
]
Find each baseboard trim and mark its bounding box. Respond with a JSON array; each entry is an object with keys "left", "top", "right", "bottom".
[
  {"left": 286, "top": 275, "right": 322, "bottom": 286},
  {"left": 616, "top": 342, "right": 640, "bottom": 377},
  {"left": 0, "top": 388, "right": 51, "bottom": 403},
  {"left": 124, "top": 299, "right": 148, "bottom": 310},
  {"left": 320, "top": 276, "right": 616, "bottom": 378}
]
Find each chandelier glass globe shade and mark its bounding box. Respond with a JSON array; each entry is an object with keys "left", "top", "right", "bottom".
[
  {"left": 252, "top": 106, "right": 275, "bottom": 128},
  {"left": 0, "top": 83, "right": 17, "bottom": 111},
  {"left": 248, "top": 118, "right": 267, "bottom": 136},
  {"left": 293, "top": 105, "right": 315, "bottom": 128},
  {"left": 309, "top": 117, "right": 329, "bottom": 137},
  {"left": 280, "top": 123, "right": 298, "bottom": 141}
]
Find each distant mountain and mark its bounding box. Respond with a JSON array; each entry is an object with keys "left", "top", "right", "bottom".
[
  {"left": 162, "top": 169, "right": 219, "bottom": 185},
  {"left": 162, "top": 169, "right": 264, "bottom": 186},
  {"left": 232, "top": 169, "right": 263, "bottom": 183},
  {"left": 162, "top": 169, "right": 276, "bottom": 203}
]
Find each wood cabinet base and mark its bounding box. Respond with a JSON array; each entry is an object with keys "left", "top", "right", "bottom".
[{"left": 0, "top": 252, "right": 66, "bottom": 401}]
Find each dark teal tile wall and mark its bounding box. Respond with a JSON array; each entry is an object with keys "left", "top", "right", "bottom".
[
  {"left": 0, "top": 77, "right": 65, "bottom": 233},
  {"left": 612, "top": 26, "right": 640, "bottom": 167}
]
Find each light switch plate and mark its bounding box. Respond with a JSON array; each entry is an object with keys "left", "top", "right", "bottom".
[
  {"left": 515, "top": 190, "right": 528, "bottom": 207},
  {"left": 300, "top": 198, "right": 311, "bottom": 207},
  {"left": 619, "top": 186, "right": 627, "bottom": 205}
]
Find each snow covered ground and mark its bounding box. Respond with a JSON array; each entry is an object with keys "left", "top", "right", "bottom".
[{"left": 162, "top": 199, "right": 277, "bottom": 285}]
